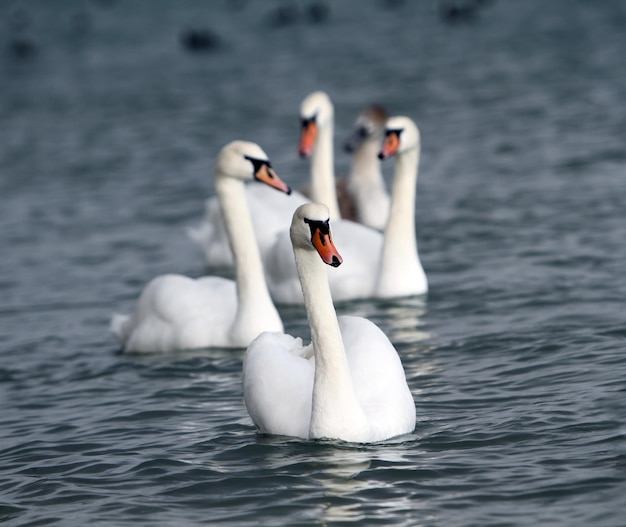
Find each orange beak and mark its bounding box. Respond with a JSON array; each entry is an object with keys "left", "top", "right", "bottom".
[
  {"left": 299, "top": 119, "right": 318, "bottom": 158},
  {"left": 378, "top": 130, "right": 401, "bottom": 159},
  {"left": 311, "top": 225, "right": 343, "bottom": 267},
  {"left": 254, "top": 163, "right": 291, "bottom": 195}
]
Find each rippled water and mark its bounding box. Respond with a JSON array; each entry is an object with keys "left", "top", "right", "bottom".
[{"left": 1, "top": 1, "right": 625, "bottom": 525}]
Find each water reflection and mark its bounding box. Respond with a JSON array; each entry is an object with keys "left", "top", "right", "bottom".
[
  {"left": 337, "top": 295, "right": 432, "bottom": 345},
  {"left": 315, "top": 447, "right": 372, "bottom": 524},
  {"left": 254, "top": 435, "right": 424, "bottom": 524},
  {"left": 315, "top": 438, "right": 425, "bottom": 525},
  {"left": 318, "top": 445, "right": 372, "bottom": 484}
]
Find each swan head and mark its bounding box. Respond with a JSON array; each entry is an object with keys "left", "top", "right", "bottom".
[
  {"left": 298, "top": 91, "right": 334, "bottom": 157},
  {"left": 344, "top": 104, "right": 388, "bottom": 153},
  {"left": 290, "top": 203, "right": 343, "bottom": 267},
  {"left": 216, "top": 140, "right": 291, "bottom": 194},
  {"left": 378, "top": 116, "right": 420, "bottom": 160}
]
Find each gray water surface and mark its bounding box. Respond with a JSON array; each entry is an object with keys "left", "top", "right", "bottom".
[{"left": 1, "top": 1, "right": 625, "bottom": 526}]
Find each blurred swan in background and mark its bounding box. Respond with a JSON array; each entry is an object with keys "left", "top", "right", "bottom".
[
  {"left": 264, "top": 115, "right": 428, "bottom": 304},
  {"left": 186, "top": 90, "right": 338, "bottom": 269},
  {"left": 188, "top": 92, "right": 388, "bottom": 268},
  {"left": 110, "top": 141, "right": 289, "bottom": 352},
  {"left": 299, "top": 92, "right": 390, "bottom": 229}
]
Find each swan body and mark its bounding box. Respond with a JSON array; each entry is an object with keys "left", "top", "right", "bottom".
[
  {"left": 344, "top": 104, "right": 390, "bottom": 230},
  {"left": 264, "top": 115, "right": 428, "bottom": 304},
  {"left": 111, "top": 141, "right": 289, "bottom": 352},
  {"left": 243, "top": 203, "right": 416, "bottom": 443},
  {"left": 111, "top": 275, "right": 239, "bottom": 352}
]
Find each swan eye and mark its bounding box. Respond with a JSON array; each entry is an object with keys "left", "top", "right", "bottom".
[{"left": 357, "top": 126, "right": 368, "bottom": 138}]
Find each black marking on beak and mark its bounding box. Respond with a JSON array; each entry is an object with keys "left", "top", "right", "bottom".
[
  {"left": 244, "top": 155, "right": 275, "bottom": 181},
  {"left": 244, "top": 155, "right": 272, "bottom": 173},
  {"left": 378, "top": 128, "right": 404, "bottom": 159},
  {"left": 301, "top": 115, "right": 317, "bottom": 128}
]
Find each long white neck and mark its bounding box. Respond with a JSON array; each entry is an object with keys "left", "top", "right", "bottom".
[
  {"left": 376, "top": 147, "right": 427, "bottom": 297},
  {"left": 348, "top": 139, "right": 389, "bottom": 229},
  {"left": 215, "top": 175, "right": 282, "bottom": 344},
  {"left": 348, "top": 139, "right": 385, "bottom": 189},
  {"left": 310, "top": 122, "right": 341, "bottom": 220},
  {"left": 294, "top": 247, "right": 369, "bottom": 440}
]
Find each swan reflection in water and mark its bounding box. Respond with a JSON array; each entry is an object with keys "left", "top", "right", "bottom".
[
  {"left": 336, "top": 295, "right": 432, "bottom": 346},
  {"left": 255, "top": 434, "right": 423, "bottom": 524}
]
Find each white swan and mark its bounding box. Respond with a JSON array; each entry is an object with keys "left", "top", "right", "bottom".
[
  {"left": 110, "top": 141, "right": 290, "bottom": 352},
  {"left": 374, "top": 115, "right": 428, "bottom": 298},
  {"left": 264, "top": 115, "right": 428, "bottom": 304},
  {"left": 343, "top": 104, "right": 390, "bottom": 231},
  {"left": 243, "top": 203, "right": 416, "bottom": 442}
]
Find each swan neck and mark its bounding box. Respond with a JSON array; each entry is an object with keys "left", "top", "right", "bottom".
[
  {"left": 377, "top": 147, "right": 421, "bottom": 291},
  {"left": 386, "top": 148, "right": 418, "bottom": 240},
  {"left": 215, "top": 174, "right": 276, "bottom": 332},
  {"left": 349, "top": 139, "right": 384, "bottom": 186},
  {"left": 310, "top": 121, "right": 341, "bottom": 220},
  {"left": 295, "top": 249, "right": 342, "bottom": 360},
  {"left": 294, "top": 247, "right": 366, "bottom": 439}
]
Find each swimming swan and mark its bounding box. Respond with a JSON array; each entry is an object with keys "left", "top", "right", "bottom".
[
  {"left": 110, "top": 141, "right": 290, "bottom": 352},
  {"left": 264, "top": 115, "right": 428, "bottom": 304},
  {"left": 243, "top": 202, "right": 416, "bottom": 442}
]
